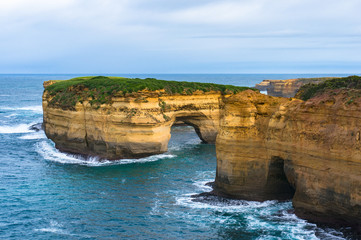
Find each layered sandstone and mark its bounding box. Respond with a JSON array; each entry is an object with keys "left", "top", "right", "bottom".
[
  {"left": 255, "top": 77, "right": 338, "bottom": 97},
  {"left": 43, "top": 85, "right": 222, "bottom": 159},
  {"left": 215, "top": 89, "right": 361, "bottom": 231}
]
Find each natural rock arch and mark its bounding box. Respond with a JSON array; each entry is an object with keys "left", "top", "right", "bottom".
[
  {"left": 43, "top": 91, "right": 223, "bottom": 159},
  {"left": 170, "top": 112, "right": 218, "bottom": 143}
]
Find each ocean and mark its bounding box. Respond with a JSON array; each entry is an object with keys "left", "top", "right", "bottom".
[{"left": 0, "top": 74, "right": 357, "bottom": 239}]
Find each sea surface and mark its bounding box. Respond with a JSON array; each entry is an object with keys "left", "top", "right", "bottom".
[{"left": 0, "top": 74, "right": 357, "bottom": 240}]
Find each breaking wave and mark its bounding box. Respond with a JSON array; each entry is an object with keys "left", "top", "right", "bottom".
[
  {"left": 1, "top": 105, "right": 42, "bottom": 113},
  {"left": 19, "top": 131, "right": 46, "bottom": 140},
  {"left": 0, "top": 123, "right": 35, "bottom": 134},
  {"left": 35, "top": 141, "right": 176, "bottom": 167}
]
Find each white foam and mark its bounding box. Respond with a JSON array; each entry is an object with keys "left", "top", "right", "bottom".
[
  {"left": 0, "top": 123, "right": 34, "bottom": 134},
  {"left": 193, "top": 180, "right": 213, "bottom": 192},
  {"left": 168, "top": 138, "right": 202, "bottom": 151},
  {"left": 176, "top": 193, "right": 277, "bottom": 212},
  {"left": 35, "top": 220, "right": 69, "bottom": 235},
  {"left": 1, "top": 105, "right": 42, "bottom": 113},
  {"left": 19, "top": 131, "right": 46, "bottom": 140},
  {"left": 36, "top": 141, "right": 176, "bottom": 167},
  {"left": 4, "top": 113, "right": 18, "bottom": 118}
]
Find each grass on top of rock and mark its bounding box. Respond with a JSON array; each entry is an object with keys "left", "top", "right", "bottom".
[
  {"left": 296, "top": 75, "right": 361, "bottom": 101},
  {"left": 45, "top": 76, "right": 256, "bottom": 109}
]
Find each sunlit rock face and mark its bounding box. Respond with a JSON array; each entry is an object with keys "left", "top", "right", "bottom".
[
  {"left": 43, "top": 83, "right": 222, "bottom": 159},
  {"left": 215, "top": 89, "right": 361, "bottom": 231}
]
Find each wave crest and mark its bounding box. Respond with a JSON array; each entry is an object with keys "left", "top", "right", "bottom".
[{"left": 0, "top": 123, "right": 35, "bottom": 134}]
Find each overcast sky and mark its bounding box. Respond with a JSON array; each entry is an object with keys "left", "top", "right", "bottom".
[{"left": 0, "top": 0, "right": 360, "bottom": 73}]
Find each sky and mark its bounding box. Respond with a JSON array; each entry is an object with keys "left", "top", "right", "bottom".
[{"left": 0, "top": 0, "right": 360, "bottom": 74}]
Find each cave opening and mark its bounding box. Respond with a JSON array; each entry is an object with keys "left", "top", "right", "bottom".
[{"left": 266, "top": 156, "right": 295, "bottom": 200}]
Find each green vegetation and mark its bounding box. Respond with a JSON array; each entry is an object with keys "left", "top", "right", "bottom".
[
  {"left": 295, "top": 77, "right": 339, "bottom": 84},
  {"left": 45, "top": 76, "right": 256, "bottom": 109},
  {"left": 296, "top": 75, "right": 361, "bottom": 101}
]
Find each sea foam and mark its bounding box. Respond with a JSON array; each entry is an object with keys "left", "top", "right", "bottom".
[
  {"left": 36, "top": 141, "right": 176, "bottom": 167},
  {"left": 0, "top": 123, "right": 34, "bottom": 134},
  {"left": 1, "top": 105, "right": 42, "bottom": 113}
]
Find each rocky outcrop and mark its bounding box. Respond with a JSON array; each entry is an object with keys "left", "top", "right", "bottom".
[
  {"left": 255, "top": 77, "right": 338, "bottom": 97},
  {"left": 43, "top": 86, "right": 222, "bottom": 159},
  {"left": 215, "top": 89, "right": 361, "bottom": 231}
]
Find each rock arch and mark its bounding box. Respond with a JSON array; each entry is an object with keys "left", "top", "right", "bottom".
[{"left": 43, "top": 91, "right": 223, "bottom": 160}]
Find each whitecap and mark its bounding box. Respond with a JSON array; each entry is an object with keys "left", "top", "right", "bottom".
[
  {"left": 36, "top": 141, "right": 176, "bottom": 167},
  {"left": 0, "top": 123, "right": 35, "bottom": 134},
  {"left": 193, "top": 180, "right": 213, "bottom": 192},
  {"left": 176, "top": 193, "right": 277, "bottom": 212},
  {"left": 168, "top": 138, "right": 202, "bottom": 151},
  {"left": 19, "top": 131, "right": 46, "bottom": 140},
  {"left": 4, "top": 113, "right": 18, "bottom": 118},
  {"left": 1, "top": 105, "right": 42, "bottom": 113},
  {"left": 34, "top": 220, "right": 69, "bottom": 235}
]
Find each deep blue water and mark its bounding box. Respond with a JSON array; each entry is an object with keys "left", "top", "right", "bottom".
[{"left": 0, "top": 74, "right": 357, "bottom": 239}]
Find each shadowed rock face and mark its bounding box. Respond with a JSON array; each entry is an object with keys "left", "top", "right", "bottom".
[
  {"left": 215, "top": 89, "right": 361, "bottom": 232},
  {"left": 43, "top": 87, "right": 222, "bottom": 159}
]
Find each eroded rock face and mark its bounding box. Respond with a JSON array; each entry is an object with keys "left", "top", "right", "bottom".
[
  {"left": 215, "top": 89, "right": 361, "bottom": 231},
  {"left": 43, "top": 87, "right": 222, "bottom": 159},
  {"left": 215, "top": 90, "right": 295, "bottom": 201}
]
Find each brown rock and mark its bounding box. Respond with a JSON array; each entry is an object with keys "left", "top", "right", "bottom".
[
  {"left": 215, "top": 89, "right": 361, "bottom": 231},
  {"left": 43, "top": 89, "right": 222, "bottom": 159}
]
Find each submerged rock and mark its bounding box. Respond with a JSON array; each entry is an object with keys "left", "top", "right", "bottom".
[{"left": 29, "top": 123, "right": 43, "bottom": 132}]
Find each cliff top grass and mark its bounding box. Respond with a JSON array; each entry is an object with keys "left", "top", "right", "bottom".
[
  {"left": 296, "top": 75, "right": 361, "bottom": 101},
  {"left": 45, "top": 76, "right": 256, "bottom": 109}
]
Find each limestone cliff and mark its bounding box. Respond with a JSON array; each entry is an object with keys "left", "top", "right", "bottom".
[
  {"left": 255, "top": 77, "right": 338, "bottom": 97},
  {"left": 43, "top": 90, "right": 222, "bottom": 159},
  {"left": 215, "top": 89, "right": 361, "bottom": 231}
]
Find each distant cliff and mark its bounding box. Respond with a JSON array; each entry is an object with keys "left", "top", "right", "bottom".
[
  {"left": 42, "top": 76, "right": 254, "bottom": 159},
  {"left": 215, "top": 76, "right": 361, "bottom": 232},
  {"left": 254, "top": 77, "right": 338, "bottom": 97}
]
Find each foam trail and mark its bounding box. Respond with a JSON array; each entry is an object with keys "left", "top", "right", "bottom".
[
  {"left": 1, "top": 105, "right": 42, "bottom": 113},
  {"left": 4, "top": 113, "right": 18, "bottom": 118},
  {"left": 19, "top": 131, "right": 46, "bottom": 140},
  {"left": 36, "top": 141, "right": 176, "bottom": 167},
  {"left": 0, "top": 123, "right": 34, "bottom": 134},
  {"left": 35, "top": 220, "right": 69, "bottom": 235}
]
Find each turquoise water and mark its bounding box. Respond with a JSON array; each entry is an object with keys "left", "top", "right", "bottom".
[{"left": 0, "top": 74, "right": 357, "bottom": 239}]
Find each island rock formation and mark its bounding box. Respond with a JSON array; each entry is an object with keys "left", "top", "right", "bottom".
[
  {"left": 215, "top": 89, "right": 361, "bottom": 231},
  {"left": 43, "top": 86, "right": 222, "bottom": 159}
]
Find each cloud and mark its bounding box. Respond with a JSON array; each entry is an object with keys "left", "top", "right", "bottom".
[{"left": 0, "top": 0, "right": 360, "bottom": 73}]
